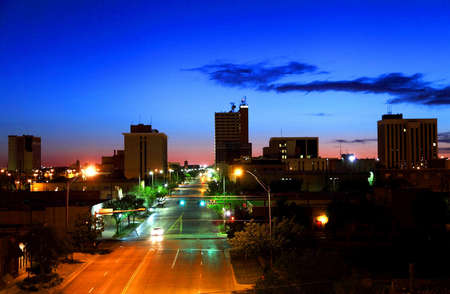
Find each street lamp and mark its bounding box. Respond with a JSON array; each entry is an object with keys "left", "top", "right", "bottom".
[
  {"left": 216, "top": 168, "right": 226, "bottom": 196},
  {"left": 66, "top": 165, "right": 97, "bottom": 231},
  {"left": 149, "top": 171, "right": 154, "bottom": 189},
  {"left": 233, "top": 168, "right": 272, "bottom": 237},
  {"left": 234, "top": 167, "right": 273, "bottom": 267},
  {"left": 169, "top": 169, "right": 174, "bottom": 184}
]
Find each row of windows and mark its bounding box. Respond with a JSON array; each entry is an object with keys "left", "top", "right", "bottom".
[{"left": 383, "top": 122, "right": 436, "bottom": 168}]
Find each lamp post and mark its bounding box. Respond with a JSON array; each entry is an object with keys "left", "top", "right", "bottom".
[
  {"left": 66, "top": 166, "right": 97, "bottom": 231},
  {"left": 233, "top": 168, "right": 272, "bottom": 238},
  {"left": 159, "top": 169, "right": 164, "bottom": 185},
  {"left": 169, "top": 169, "right": 174, "bottom": 184},
  {"left": 216, "top": 168, "right": 226, "bottom": 196},
  {"left": 149, "top": 171, "right": 154, "bottom": 189}
]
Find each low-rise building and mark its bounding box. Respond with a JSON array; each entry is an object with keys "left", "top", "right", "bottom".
[{"left": 263, "top": 137, "right": 319, "bottom": 160}]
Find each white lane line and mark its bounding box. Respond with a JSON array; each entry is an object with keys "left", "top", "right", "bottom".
[
  {"left": 104, "top": 271, "right": 108, "bottom": 277},
  {"left": 120, "top": 248, "right": 153, "bottom": 294},
  {"left": 171, "top": 249, "right": 180, "bottom": 269},
  {"left": 88, "top": 287, "right": 94, "bottom": 293}
]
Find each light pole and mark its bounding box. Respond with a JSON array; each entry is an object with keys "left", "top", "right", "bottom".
[
  {"left": 233, "top": 168, "right": 272, "bottom": 238},
  {"left": 66, "top": 166, "right": 97, "bottom": 231},
  {"left": 216, "top": 168, "right": 226, "bottom": 196},
  {"left": 169, "top": 169, "right": 174, "bottom": 184},
  {"left": 149, "top": 171, "right": 154, "bottom": 189},
  {"left": 159, "top": 169, "right": 164, "bottom": 185}
]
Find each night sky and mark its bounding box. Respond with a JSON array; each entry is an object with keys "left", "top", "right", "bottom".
[{"left": 1, "top": 0, "right": 450, "bottom": 166}]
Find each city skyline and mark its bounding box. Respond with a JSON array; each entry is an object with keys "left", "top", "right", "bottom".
[{"left": 2, "top": 1, "right": 450, "bottom": 166}]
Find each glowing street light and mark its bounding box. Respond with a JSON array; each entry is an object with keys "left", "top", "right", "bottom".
[
  {"left": 82, "top": 165, "right": 98, "bottom": 178},
  {"left": 316, "top": 215, "right": 328, "bottom": 226},
  {"left": 234, "top": 168, "right": 272, "bottom": 238},
  {"left": 66, "top": 165, "right": 97, "bottom": 231},
  {"left": 233, "top": 168, "right": 243, "bottom": 177}
]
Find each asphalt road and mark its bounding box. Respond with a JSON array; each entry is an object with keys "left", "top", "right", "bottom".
[{"left": 61, "top": 182, "right": 241, "bottom": 294}]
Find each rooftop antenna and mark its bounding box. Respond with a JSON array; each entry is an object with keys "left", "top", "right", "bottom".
[
  {"left": 387, "top": 104, "right": 392, "bottom": 114},
  {"left": 339, "top": 143, "right": 342, "bottom": 157},
  {"left": 240, "top": 96, "right": 247, "bottom": 106},
  {"left": 281, "top": 128, "right": 283, "bottom": 137},
  {"left": 230, "top": 102, "right": 236, "bottom": 112}
]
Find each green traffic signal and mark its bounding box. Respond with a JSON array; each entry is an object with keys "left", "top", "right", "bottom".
[{"left": 179, "top": 199, "right": 185, "bottom": 206}]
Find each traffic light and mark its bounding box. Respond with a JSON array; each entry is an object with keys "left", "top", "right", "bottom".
[
  {"left": 199, "top": 200, "right": 206, "bottom": 207},
  {"left": 179, "top": 199, "right": 185, "bottom": 206}
]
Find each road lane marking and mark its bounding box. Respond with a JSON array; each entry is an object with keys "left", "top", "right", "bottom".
[
  {"left": 120, "top": 249, "right": 153, "bottom": 294},
  {"left": 88, "top": 287, "right": 94, "bottom": 293},
  {"left": 104, "top": 271, "right": 108, "bottom": 276},
  {"left": 180, "top": 214, "right": 183, "bottom": 233},
  {"left": 171, "top": 249, "right": 180, "bottom": 269},
  {"left": 167, "top": 213, "right": 184, "bottom": 233}
]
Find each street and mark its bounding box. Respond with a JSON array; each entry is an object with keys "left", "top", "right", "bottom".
[{"left": 61, "top": 182, "right": 240, "bottom": 294}]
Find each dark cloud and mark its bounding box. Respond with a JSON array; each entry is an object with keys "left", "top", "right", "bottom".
[
  {"left": 190, "top": 61, "right": 450, "bottom": 106},
  {"left": 307, "top": 112, "right": 331, "bottom": 117},
  {"left": 439, "top": 147, "right": 450, "bottom": 152},
  {"left": 333, "top": 138, "right": 377, "bottom": 144},
  {"left": 438, "top": 132, "right": 450, "bottom": 143},
  {"left": 186, "top": 62, "right": 318, "bottom": 88},
  {"left": 266, "top": 73, "right": 450, "bottom": 105}
]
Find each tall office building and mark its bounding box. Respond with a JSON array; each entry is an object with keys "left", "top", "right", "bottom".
[
  {"left": 8, "top": 135, "right": 41, "bottom": 172},
  {"left": 123, "top": 124, "right": 167, "bottom": 179},
  {"left": 215, "top": 99, "right": 252, "bottom": 164},
  {"left": 263, "top": 137, "right": 319, "bottom": 160},
  {"left": 377, "top": 114, "right": 438, "bottom": 169}
]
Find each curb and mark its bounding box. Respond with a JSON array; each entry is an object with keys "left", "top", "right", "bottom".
[
  {"left": 225, "top": 249, "right": 254, "bottom": 291},
  {"left": 50, "top": 255, "right": 99, "bottom": 293}
]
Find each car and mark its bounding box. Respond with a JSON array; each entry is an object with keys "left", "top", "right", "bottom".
[{"left": 151, "top": 227, "right": 164, "bottom": 236}]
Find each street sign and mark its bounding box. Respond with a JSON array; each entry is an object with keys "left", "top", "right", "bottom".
[{"left": 98, "top": 208, "right": 113, "bottom": 215}]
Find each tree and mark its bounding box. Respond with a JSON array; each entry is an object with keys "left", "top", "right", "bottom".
[
  {"left": 103, "top": 194, "right": 147, "bottom": 234},
  {"left": 71, "top": 213, "right": 104, "bottom": 251},
  {"left": 103, "top": 199, "right": 126, "bottom": 234},
  {"left": 229, "top": 218, "right": 304, "bottom": 258},
  {"left": 24, "top": 224, "right": 71, "bottom": 275},
  {"left": 121, "top": 194, "right": 145, "bottom": 225}
]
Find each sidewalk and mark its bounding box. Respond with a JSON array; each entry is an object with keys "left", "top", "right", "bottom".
[
  {"left": 0, "top": 253, "right": 99, "bottom": 294},
  {"left": 229, "top": 252, "right": 262, "bottom": 285}
]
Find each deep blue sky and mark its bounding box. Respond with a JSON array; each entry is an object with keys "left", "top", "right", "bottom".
[{"left": 1, "top": 0, "right": 450, "bottom": 166}]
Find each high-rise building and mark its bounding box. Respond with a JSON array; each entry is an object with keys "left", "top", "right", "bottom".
[
  {"left": 123, "top": 124, "right": 167, "bottom": 179},
  {"left": 263, "top": 137, "right": 319, "bottom": 160},
  {"left": 215, "top": 99, "right": 252, "bottom": 164},
  {"left": 8, "top": 135, "right": 41, "bottom": 172},
  {"left": 377, "top": 114, "right": 438, "bottom": 169}
]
